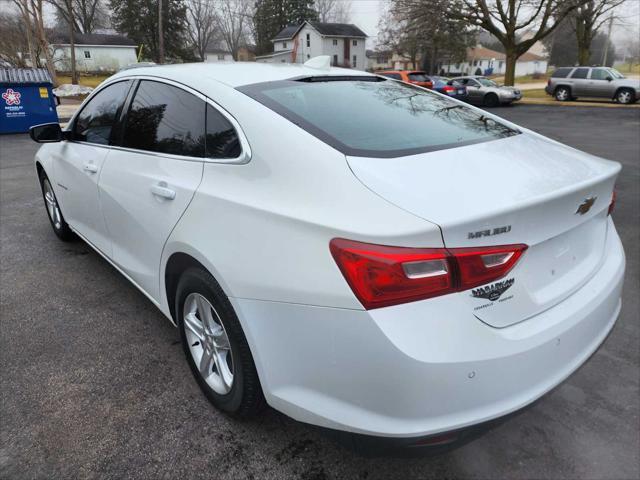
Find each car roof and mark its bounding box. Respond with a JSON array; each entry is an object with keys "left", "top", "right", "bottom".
[{"left": 109, "top": 62, "right": 373, "bottom": 90}]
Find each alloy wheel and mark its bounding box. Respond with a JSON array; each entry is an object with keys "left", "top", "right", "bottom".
[
  {"left": 556, "top": 88, "right": 569, "bottom": 101},
  {"left": 617, "top": 90, "right": 632, "bottom": 104},
  {"left": 183, "top": 293, "right": 234, "bottom": 395},
  {"left": 43, "top": 179, "right": 62, "bottom": 230}
]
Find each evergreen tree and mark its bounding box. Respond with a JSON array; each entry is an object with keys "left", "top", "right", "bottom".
[
  {"left": 253, "top": 0, "right": 318, "bottom": 55},
  {"left": 109, "top": 0, "right": 195, "bottom": 62}
]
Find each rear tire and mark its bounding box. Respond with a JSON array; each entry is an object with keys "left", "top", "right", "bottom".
[
  {"left": 38, "top": 171, "right": 75, "bottom": 241},
  {"left": 615, "top": 88, "right": 635, "bottom": 104},
  {"left": 483, "top": 93, "right": 499, "bottom": 108},
  {"left": 554, "top": 86, "right": 571, "bottom": 102},
  {"left": 176, "top": 267, "right": 265, "bottom": 417}
]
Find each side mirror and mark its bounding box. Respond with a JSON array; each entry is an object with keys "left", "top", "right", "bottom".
[
  {"left": 606, "top": 76, "right": 613, "bottom": 81},
  {"left": 29, "top": 123, "right": 65, "bottom": 143}
]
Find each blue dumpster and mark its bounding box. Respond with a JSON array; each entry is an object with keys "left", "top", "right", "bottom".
[{"left": 0, "top": 68, "right": 59, "bottom": 134}]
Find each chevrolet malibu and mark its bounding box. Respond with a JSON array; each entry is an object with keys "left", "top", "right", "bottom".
[{"left": 29, "top": 61, "right": 625, "bottom": 450}]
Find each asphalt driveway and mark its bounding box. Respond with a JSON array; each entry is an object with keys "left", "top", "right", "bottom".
[{"left": 1, "top": 105, "right": 639, "bottom": 479}]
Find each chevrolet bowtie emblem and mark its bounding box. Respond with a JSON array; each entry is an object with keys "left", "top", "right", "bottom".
[{"left": 575, "top": 196, "right": 597, "bottom": 215}]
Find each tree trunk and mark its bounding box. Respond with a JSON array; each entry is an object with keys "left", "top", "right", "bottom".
[
  {"left": 69, "top": 9, "right": 78, "bottom": 84},
  {"left": 33, "top": 0, "right": 58, "bottom": 86},
  {"left": 504, "top": 49, "right": 517, "bottom": 86},
  {"left": 577, "top": 45, "right": 590, "bottom": 65}
]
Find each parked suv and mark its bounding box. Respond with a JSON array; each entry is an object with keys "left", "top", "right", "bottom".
[{"left": 545, "top": 67, "right": 639, "bottom": 104}]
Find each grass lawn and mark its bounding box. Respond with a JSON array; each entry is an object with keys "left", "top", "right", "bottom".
[
  {"left": 56, "top": 74, "right": 110, "bottom": 88},
  {"left": 522, "top": 88, "right": 548, "bottom": 98},
  {"left": 613, "top": 62, "right": 640, "bottom": 75}
]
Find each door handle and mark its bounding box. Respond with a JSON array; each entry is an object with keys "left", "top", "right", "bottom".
[
  {"left": 151, "top": 182, "right": 176, "bottom": 200},
  {"left": 83, "top": 163, "right": 98, "bottom": 174}
]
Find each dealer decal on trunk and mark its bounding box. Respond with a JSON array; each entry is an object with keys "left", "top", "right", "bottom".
[{"left": 471, "top": 278, "right": 515, "bottom": 305}]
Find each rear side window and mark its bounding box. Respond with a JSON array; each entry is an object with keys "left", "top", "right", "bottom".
[
  {"left": 205, "top": 104, "right": 241, "bottom": 158},
  {"left": 239, "top": 78, "right": 518, "bottom": 158},
  {"left": 379, "top": 73, "right": 401, "bottom": 80},
  {"left": 551, "top": 68, "right": 572, "bottom": 78},
  {"left": 73, "top": 80, "right": 131, "bottom": 144},
  {"left": 570, "top": 68, "right": 589, "bottom": 79},
  {"left": 408, "top": 72, "right": 429, "bottom": 82},
  {"left": 122, "top": 80, "right": 205, "bottom": 157}
]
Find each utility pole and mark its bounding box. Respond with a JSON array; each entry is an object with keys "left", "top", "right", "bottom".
[
  {"left": 158, "top": 0, "right": 164, "bottom": 64},
  {"left": 602, "top": 16, "right": 614, "bottom": 66}
]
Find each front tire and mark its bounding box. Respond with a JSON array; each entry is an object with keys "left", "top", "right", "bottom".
[
  {"left": 39, "top": 172, "right": 74, "bottom": 241},
  {"left": 176, "top": 268, "right": 265, "bottom": 417},
  {"left": 615, "top": 88, "right": 635, "bottom": 104},
  {"left": 554, "top": 86, "right": 571, "bottom": 101}
]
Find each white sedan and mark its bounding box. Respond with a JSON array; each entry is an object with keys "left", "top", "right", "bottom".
[{"left": 29, "top": 60, "right": 625, "bottom": 450}]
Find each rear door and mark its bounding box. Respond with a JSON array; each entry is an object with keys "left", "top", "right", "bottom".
[
  {"left": 98, "top": 79, "right": 205, "bottom": 301},
  {"left": 569, "top": 67, "right": 590, "bottom": 95},
  {"left": 53, "top": 80, "right": 132, "bottom": 256}
]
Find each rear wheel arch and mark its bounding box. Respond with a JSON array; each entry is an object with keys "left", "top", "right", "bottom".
[{"left": 165, "top": 252, "right": 211, "bottom": 323}]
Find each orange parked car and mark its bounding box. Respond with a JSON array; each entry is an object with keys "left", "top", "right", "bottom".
[{"left": 376, "top": 70, "right": 434, "bottom": 89}]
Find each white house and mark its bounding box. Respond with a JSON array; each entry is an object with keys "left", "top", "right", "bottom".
[
  {"left": 256, "top": 22, "right": 368, "bottom": 70},
  {"left": 204, "top": 46, "right": 234, "bottom": 63},
  {"left": 441, "top": 45, "right": 547, "bottom": 77},
  {"left": 48, "top": 32, "right": 137, "bottom": 73}
]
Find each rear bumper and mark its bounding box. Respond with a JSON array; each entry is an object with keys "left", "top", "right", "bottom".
[{"left": 231, "top": 220, "right": 625, "bottom": 439}]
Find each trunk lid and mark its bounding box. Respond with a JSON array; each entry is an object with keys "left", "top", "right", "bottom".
[{"left": 347, "top": 133, "right": 620, "bottom": 327}]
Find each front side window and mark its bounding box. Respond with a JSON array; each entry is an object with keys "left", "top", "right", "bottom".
[
  {"left": 476, "top": 77, "right": 498, "bottom": 87},
  {"left": 571, "top": 68, "right": 589, "bottom": 79},
  {"left": 238, "top": 78, "right": 518, "bottom": 158},
  {"left": 122, "top": 80, "right": 205, "bottom": 157},
  {"left": 590, "top": 68, "right": 609, "bottom": 80},
  {"left": 73, "top": 80, "right": 131, "bottom": 145}
]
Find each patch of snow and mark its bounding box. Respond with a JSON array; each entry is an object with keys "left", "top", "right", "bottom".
[{"left": 53, "top": 84, "right": 94, "bottom": 97}]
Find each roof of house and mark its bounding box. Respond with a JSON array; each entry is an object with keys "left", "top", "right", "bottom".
[
  {"left": 466, "top": 45, "right": 545, "bottom": 62},
  {"left": 205, "top": 46, "right": 232, "bottom": 55},
  {"left": 273, "top": 21, "right": 367, "bottom": 41},
  {"left": 48, "top": 31, "right": 136, "bottom": 46}
]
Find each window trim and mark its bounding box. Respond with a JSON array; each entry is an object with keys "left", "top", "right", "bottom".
[{"left": 66, "top": 75, "right": 251, "bottom": 164}]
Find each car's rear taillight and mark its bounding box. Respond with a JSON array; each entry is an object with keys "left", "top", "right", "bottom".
[
  {"left": 330, "top": 239, "right": 527, "bottom": 309},
  {"left": 608, "top": 190, "right": 616, "bottom": 216},
  {"left": 442, "top": 85, "right": 456, "bottom": 94}
]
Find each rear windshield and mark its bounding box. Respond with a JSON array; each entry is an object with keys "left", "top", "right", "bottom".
[
  {"left": 238, "top": 78, "right": 518, "bottom": 158},
  {"left": 408, "top": 72, "right": 429, "bottom": 82}
]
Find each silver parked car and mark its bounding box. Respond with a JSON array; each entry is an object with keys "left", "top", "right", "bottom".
[
  {"left": 545, "top": 66, "right": 640, "bottom": 104},
  {"left": 451, "top": 76, "right": 522, "bottom": 107}
]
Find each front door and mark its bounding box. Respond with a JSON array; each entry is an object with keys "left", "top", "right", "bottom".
[
  {"left": 53, "top": 80, "right": 132, "bottom": 256},
  {"left": 586, "top": 68, "right": 614, "bottom": 98},
  {"left": 98, "top": 80, "right": 205, "bottom": 300}
]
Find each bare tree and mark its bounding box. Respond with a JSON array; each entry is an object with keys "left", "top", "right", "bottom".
[
  {"left": 216, "top": 0, "right": 250, "bottom": 60},
  {"left": 571, "top": 0, "right": 624, "bottom": 65},
  {"left": 12, "top": 0, "right": 58, "bottom": 85},
  {"left": 0, "top": 11, "right": 33, "bottom": 67},
  {"left": 48, "top": 0, "right": 79, "bottom": 83},
  {"left": 52, "top": 0, "right": 108, "bottom": 33},
  {"left": 452, "top": 0, "right": 586, "bottom": 85},
  {"left": 186, "top": 0, "right": 218, "bottom": 61},
  {"left": 315, "top": 0, "right": 352, "bottom": 23}
]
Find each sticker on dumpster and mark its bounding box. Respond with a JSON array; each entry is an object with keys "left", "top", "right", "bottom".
[
  {"left": 2, "top": 88, "right": 22, "bottom": 106},
  {"left": 39, "top": 87, "right": 49, "bottom": 98}
]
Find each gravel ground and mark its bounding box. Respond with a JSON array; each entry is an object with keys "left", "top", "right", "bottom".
[{"left": 1, "top": 104, "right": 639, "bottom": 479}]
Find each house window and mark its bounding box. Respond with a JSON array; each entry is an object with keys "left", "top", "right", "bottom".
[
  {"left": 84, "top": 51, "right": 91, "bottom": 59},
  {"left": 498, "top": 60, "right": 504, "bottom": 68},
  {"left": 282, "top": 42, "right": 287, "bottom": 48},
  {"left": 306, "top": 33, "right": 310, "bottom": 48},
  {"left": 352, "top": 40, "right": 357, "bottom": 46},
  {"left": 217, "top": 54, "right": 225, "bottom": 60},
  {"left": 472, "top": 60, "right": 477, "bottom": 66},
  {"left": 307, "top": 54, "right": 310, "bottom": 59},
  {"left": 352, "top": 55, "right": 357, "bottom": 68},
  {"left": 332, "top": 39, "right": 338, "bottom": 46},
  {"left": 333, "top": 54, "right": 338, "bottom": 66}
]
